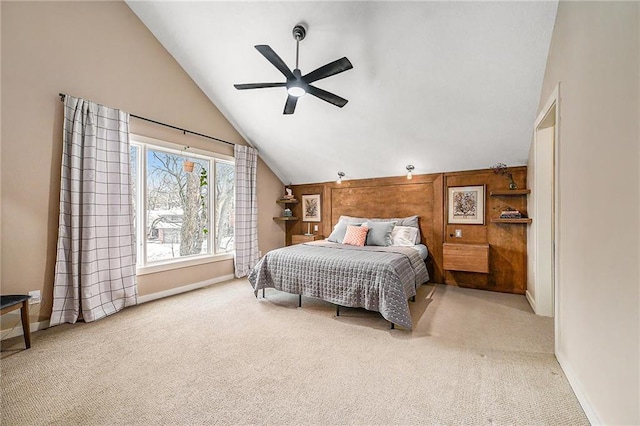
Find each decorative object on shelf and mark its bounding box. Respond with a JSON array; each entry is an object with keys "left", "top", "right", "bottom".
[
  {"left": 447, "top": 185, "right": 485, "bottom": 225},
  {"left": 283, "top": 208, "right": 293, "bottom": 217},
  {"left": 336, "top": 171, "right": 345, "bottom": 184},
  {"left": 277, "top": 188, "right": 298, "bottom": 203},
  {"left": 491, "top": 162, "right": 517, "bottom": 189},
  {"left": 283, "top": 187, "right": 294, "bottom": 199},
  {"left": 302, "top": 194, "right": 321, "bottom": 222},
  {"left": 493, "top": 205, "right": 523, "bottom": 218},
  {"left": 499, "top": 208, "right": 522, "bottom": 219},
  {"left": 406, "top": 165, "right": 415, "bottom": 180}
]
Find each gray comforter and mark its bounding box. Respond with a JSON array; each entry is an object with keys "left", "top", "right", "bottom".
[{"left": 248, "top": 241, "right": 429, "bottom": 329}]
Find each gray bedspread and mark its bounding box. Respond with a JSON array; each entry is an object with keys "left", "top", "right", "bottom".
[{"left": 247, "top": 241, "right": 430, "bottom": 329}]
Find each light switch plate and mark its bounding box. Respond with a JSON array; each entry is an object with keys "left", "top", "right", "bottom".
[
  {"left": 314, "top": 225, "right": 318, "bottom": 232},
  {"left": 455, "top": 229, "right": 462, "bottom": 238}
]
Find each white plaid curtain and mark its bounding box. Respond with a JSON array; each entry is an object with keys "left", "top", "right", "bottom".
[
  {"left": 233, "top": 144, "right": 259, "bottom": 278},
  {"left": 50, "top": 95, "right": 137, "bottom": 326}
]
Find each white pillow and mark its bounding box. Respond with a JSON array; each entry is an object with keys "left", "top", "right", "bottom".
[{"left": 391, "top": 226, "right": 419, "bottom": 246}]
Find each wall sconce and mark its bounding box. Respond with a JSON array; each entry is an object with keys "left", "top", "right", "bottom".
[
  {"left": 337, "top": 171, "right": 345, "bottom": 184},
  {"left": 406, "top": 165, "right": 415, "bottom": 180}
]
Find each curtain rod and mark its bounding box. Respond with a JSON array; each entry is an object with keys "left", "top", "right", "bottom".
[{"left": 58, "top": 93, "right": 236, "bottom": 147}]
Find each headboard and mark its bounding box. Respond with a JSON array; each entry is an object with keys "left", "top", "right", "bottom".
[{"left": 320, "top": 174, "right": 444, "bottom": 282}]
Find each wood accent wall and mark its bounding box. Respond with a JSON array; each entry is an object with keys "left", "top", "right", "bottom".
[
  {"left": 287, "top": 166, "right": 528, "bottom": 295},
  {"left": 443, "top": 167, "right": 528, "bottom": 294},
  {"left": 289, "top": 174, "right": 444, "bottom": 283}
]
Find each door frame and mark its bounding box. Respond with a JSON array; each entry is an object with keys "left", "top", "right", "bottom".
[{"left": 534, "top": 83, "right": 561, "bottom": 352}]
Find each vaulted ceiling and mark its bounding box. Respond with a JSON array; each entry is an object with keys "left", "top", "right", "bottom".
[{"left": 126, "top": 1, "right": 557, "bottom": 185}]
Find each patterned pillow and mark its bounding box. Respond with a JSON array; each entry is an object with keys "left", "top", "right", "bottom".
[
  {"left": 391, "top": 226, "right": 419, "bottom": 246},
  {"left": 342, "top": 225, "right": 369, "bottom": 246}
]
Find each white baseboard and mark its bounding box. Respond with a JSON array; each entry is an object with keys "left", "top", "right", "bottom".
[
  {"left": 2, "top": 274, "right": 236, "bottom": 340},
  {"left": 1, "top": 319, "right": 50, "bottom": 340},
  {"left": 556, "top": 349, "right": 601, "bottom": 425},
  {"left": 137, "top": 274, "right": 236, "bottom": 304},
  {"left": 525, "top": 290, "right": 537, "bottom": 313}
]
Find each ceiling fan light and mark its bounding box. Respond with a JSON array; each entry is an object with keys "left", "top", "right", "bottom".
[{"left": 287, "top": 86, "right": 306, "bottom": 97}]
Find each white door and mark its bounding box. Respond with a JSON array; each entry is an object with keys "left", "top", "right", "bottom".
[{"left": 533, "top": 125, "right": 555, "bottom": 317}]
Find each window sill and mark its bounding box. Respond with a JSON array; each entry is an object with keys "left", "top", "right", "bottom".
[{"left": 136, "top": 252, "right": 234, "bottom": 276}]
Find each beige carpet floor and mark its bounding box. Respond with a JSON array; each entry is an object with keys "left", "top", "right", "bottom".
[{"left": 1, "top": 280, "right": 588, "bottom": 425}]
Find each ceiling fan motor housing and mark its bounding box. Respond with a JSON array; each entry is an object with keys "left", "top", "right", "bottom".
[{"left": 292, "top": 25, "right": 306, "bottom": 41}]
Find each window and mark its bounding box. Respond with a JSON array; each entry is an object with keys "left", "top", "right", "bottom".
[{"left": 130, "top": 136, "right": 234, "bottom": 270}]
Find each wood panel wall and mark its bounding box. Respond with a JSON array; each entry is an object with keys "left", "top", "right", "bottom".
[
  {"left": 443, "top": 167, "right": 528, "bottom": 294},
  {"left": 289, "top": 174, "right": 444, "bottom": 283},
  {"left": 286, "top": 166, "right": 528, "bottom": 294}
]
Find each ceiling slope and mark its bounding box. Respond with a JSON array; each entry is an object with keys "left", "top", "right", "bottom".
[{"left": 126, "top": 1, "right": 557, "bottom": 185}]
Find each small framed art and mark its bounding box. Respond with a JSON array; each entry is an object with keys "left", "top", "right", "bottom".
[
  {"left": 302, "top": 194, "right": 321, "bottom": 222},
  {"left": 447, "top": 185, "right": 485, "bottom": 225}
]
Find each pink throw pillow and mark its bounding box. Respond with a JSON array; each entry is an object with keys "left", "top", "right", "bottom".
[{"left": 342, "top": 225, "right": 369, "bottom": 246}]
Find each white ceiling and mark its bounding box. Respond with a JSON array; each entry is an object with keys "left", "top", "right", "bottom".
[{"left": 126, "top": 1, "right": 558, "bottom": 185}]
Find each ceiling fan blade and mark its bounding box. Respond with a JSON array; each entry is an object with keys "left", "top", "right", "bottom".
[
  {"left": 283, "top": 95, "right": 298, "bottom": 115},
  {"left": 234, "top": 82, "right": 286, "bottom": 90},
  {"left": 302, "top": 57, "right": 353, "bottom": 84},
  {"left": 306, "top": 85, "right": 348, "bottom": 108},
  {"left": 255, "top": 45, "right": 295, "bottom": 80}
]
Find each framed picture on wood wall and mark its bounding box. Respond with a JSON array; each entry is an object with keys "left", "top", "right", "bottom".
[
  {"left": 447, "top": 185, "right": 485, "bottom": 225},
  {"left": 302, "top": 194, "right": 321, "bottom": 222}
]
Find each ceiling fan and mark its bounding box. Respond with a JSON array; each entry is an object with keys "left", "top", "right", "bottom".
[{"left": 234, "top": 25, "right": 353, "bottom": 115}]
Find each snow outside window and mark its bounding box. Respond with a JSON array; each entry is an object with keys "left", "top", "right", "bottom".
[{"left": 130, "top": 138, "right": 234, "bottom": 271}]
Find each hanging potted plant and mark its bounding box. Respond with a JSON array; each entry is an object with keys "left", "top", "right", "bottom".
[
  {"left": 182, "top": 146, "right": 195, "bottom": 172},
  {"left": 183, "top": 160, "right": 195, "bottom": 172}
]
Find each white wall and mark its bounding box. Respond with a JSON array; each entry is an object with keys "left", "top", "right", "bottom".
[
  {"left": 537, "top": 2, "right": 639, "bottom": 424},
  {"left": 1, "top": 1, "right": 285, "bottom": 326}
]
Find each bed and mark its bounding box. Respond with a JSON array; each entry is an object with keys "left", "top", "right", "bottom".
[{"left": 248, "top": 217, "right": 430, "bottom": 329}]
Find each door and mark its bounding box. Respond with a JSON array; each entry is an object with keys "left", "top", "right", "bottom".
[{"left": 533, "top": 125, "right": 555, "bottom": 317}]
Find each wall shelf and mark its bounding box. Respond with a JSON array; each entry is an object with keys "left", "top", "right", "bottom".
[
  {"left": 490, "top": 189, "right": 531, "bottom": 196},
  {"left": 443, "top": 243, "right": 490, "bottom": 273},
  {"left": 491, "top": 218, "right": 532, "bottom": 224},
  {"left": 275, "top": 197, "right": 298, "bottom": 223}
]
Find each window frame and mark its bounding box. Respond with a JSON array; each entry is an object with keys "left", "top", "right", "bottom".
[{"left": 130, "top": 134, "right": 234, "bottom": 275}]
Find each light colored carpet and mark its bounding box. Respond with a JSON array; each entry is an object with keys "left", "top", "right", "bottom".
[{"left": 1, "top": 280, "right": 588, "bottom": 425}]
